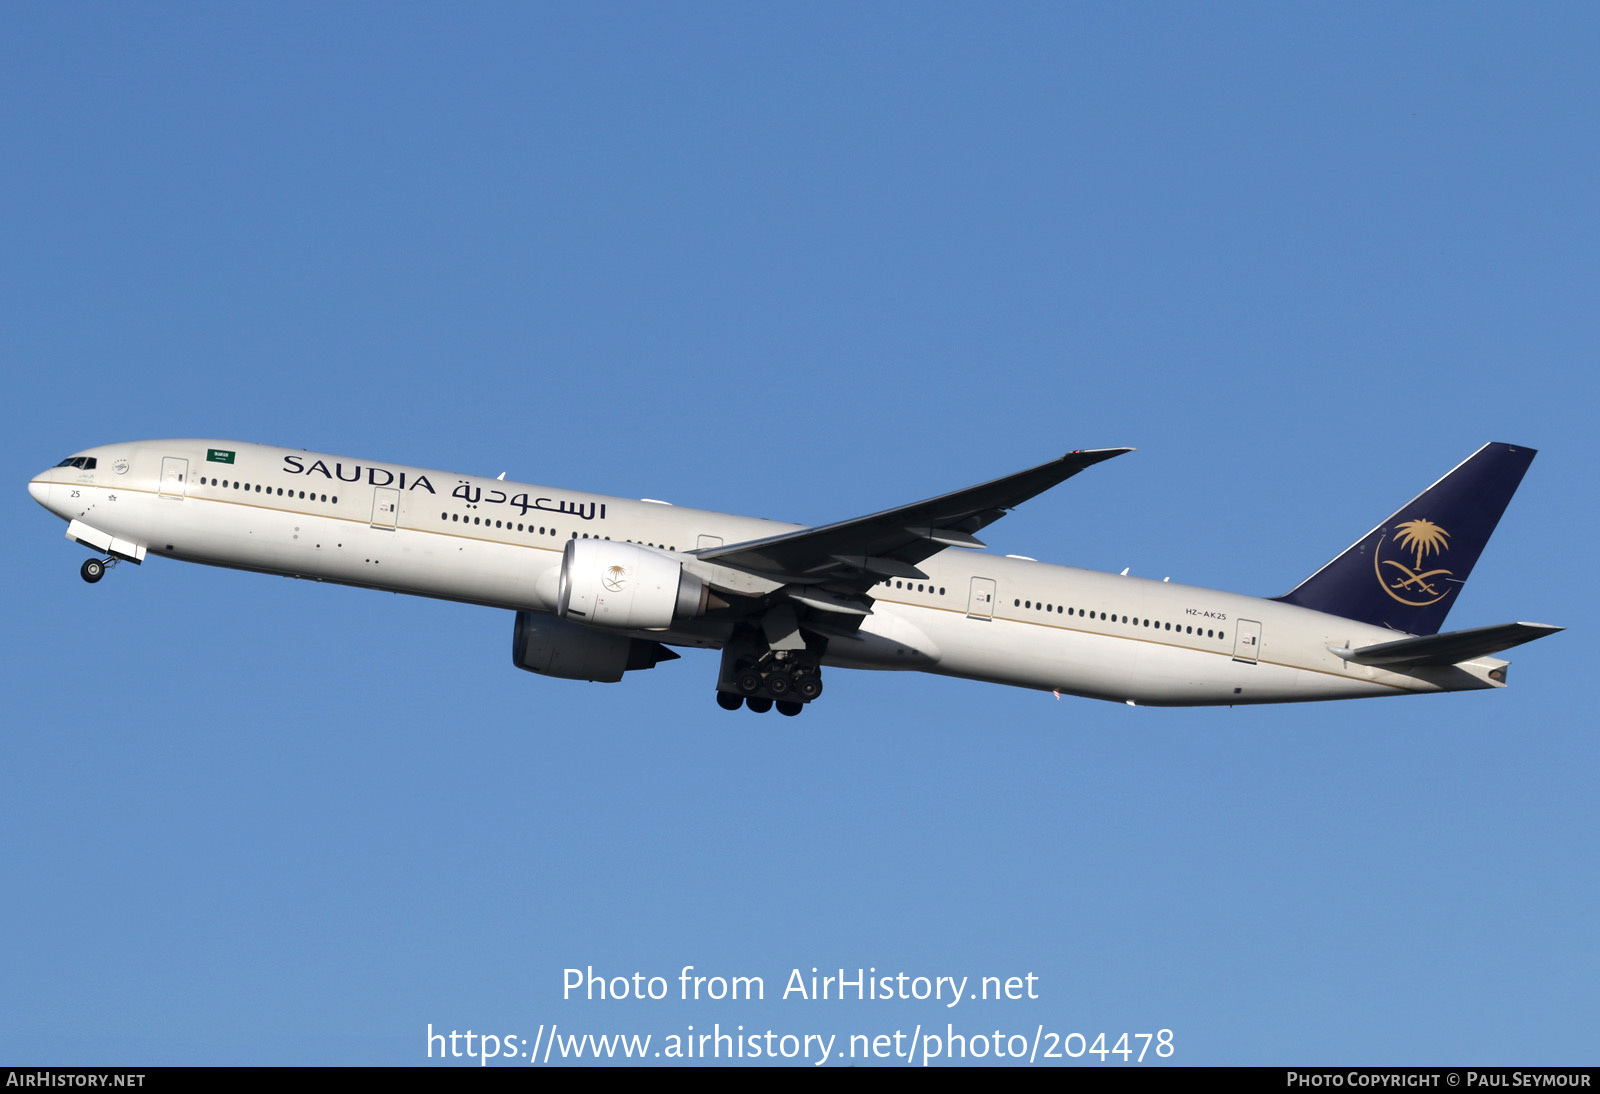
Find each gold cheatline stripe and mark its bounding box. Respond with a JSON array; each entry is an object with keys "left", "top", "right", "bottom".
[
  {"left": 63, "top": 481, "right": 569, "bottom": 554},
  {"left": 874, "top": 597, "right": 1406, "bottom": 690},
  {"left": 51, "top": 481, "right": 1404, "bottom": 690}
]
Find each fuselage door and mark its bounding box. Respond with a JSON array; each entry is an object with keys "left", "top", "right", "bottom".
[
  {"left": 159, "top": 457, "right": 188, "bottom": 499},
  {"left": 1233, "top": 619, "right": 1262, "bottom": 664},
  {"left": 370, "top": 487, "right": 400, "bottom": 530},
  {"left": 967, "top": 576, "right": 997, "bottom": 620},
  {"left": 697, "top": 535, "right": 723, "bottom": 551}
]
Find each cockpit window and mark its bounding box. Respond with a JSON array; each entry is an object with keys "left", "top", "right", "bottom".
[{"left": 55, "top": 457, "right": 97, "bottom": 469}]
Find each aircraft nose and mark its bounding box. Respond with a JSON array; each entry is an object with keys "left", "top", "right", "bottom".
[{"left": 28, "top": 478, "right": 52, "bottom": 508}]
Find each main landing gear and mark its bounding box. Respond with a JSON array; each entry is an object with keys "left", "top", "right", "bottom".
[
  {"left": 80, "top": 557, "right": 115, "bottom": 584},
  {"left": 714, "top": 639, "right": 825, "bottom": 717},
  {"left": 716, "top": 691, "right": 806, "bottom": 717}
]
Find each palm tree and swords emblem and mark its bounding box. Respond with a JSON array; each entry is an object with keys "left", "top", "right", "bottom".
[
  {"left": 601, "top": 564, "right": 629, "bottom": 593},
  {"left": 1373, "top": 518, "right": 1453, "bottom": 606}
]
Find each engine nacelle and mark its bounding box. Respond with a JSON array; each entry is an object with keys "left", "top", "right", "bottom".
[
  {"left": 511, "top": 610, "right": 678, "bottom": 682},
  {"left": 556, "top": 539, "right": 709, "bottom": 629}
]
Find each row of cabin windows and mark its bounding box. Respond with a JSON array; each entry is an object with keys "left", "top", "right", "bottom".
[
  {"left": 886, "top": 580, "right": 947, "bottom": 596},
  {"left": 871, "top": 582, "right": 1225, "bottom": 641},
  {"left": 435, "top": 515, "right": 680, "bottom": 550},
  {"left": 199, "top": 476, "right": 334, "bottom": 503},
  {"left": 1013, "top": 599, "right": 1225, "bottom": 640},
  {"left": 442, "top": 513, "right": 561, "bottom": 536}
]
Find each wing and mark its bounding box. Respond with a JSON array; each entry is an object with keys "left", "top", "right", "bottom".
[{"left": 696, "top": 448, "right": 1133, "bottom": 608}]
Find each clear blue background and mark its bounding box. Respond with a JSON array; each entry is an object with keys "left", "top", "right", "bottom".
[{"left": 4, "top": 3, "right": 1594, "bottom": 1066}]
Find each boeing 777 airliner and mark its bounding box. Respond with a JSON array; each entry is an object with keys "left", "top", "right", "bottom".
[{"left": 28, "top": 441, "right": 1558, "bottom": 715}]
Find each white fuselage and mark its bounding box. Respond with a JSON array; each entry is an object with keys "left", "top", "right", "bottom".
[{"left": 28, "top": 440, "right": 1507, "bottom": 706}]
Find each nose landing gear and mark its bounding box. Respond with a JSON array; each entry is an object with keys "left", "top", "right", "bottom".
[{"left": 80, "top": 557, "right": 114, "bottom": 584}]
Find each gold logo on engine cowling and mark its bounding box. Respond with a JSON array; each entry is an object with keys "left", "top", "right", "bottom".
[
  {"left": 1374, "top": 518, "right": 1453, "bottom": 606},
  {"left": 601, "top": 564, "right": 628, "bottom": 593}
]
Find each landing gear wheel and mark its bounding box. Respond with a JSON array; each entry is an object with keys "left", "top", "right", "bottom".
[
  {"left": 736, "top": 670, "right": 764, "bottom": 696},
  {"left": 746, "top": 697, "right": 773, "bottom": 714},
  {"left": 776, "top": 700, "right": 803, "bottom": 717},
  {"left": 795, "top": 676, "right": 823, "bottom": 701},
  {"left": 765, "top": 672, "right": 793, "bottom": 698},
  {"left": 716, "top": 692, "right": 743, "bottom": 711},
  {"left": 80, "top": 558, "right": 106, "bottom": 584}
]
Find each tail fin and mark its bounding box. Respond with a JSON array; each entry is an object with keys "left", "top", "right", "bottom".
[{"left": 1273, "top": 442, "right": 1536, "bottom": 635}]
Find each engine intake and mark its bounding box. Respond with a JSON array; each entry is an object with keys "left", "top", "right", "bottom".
[{"left": 557, "top": 539, "right": 709, "bottom": 629}]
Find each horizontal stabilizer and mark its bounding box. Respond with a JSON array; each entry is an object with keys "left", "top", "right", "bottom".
[{"left": 1330, "top": 622, "right": 1562, "bottom": 667}]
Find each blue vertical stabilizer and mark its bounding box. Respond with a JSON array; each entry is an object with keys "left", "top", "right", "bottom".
[{"left": 1273, "top": 443, "right": 1536, "bottom": 635}]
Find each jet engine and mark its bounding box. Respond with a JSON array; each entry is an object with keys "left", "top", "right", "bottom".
[
  {"left": 511, "top": 610, "right": 678, "bottom": 682},
  {"left": 556, "top": 539, "right": 712, "bottom": 629}
]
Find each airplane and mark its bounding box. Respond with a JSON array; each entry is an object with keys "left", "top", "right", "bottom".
[{"left": 27, "top": 440, "right": 1560, "bottom": 715}]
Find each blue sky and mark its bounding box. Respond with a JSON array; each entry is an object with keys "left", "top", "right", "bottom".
[{"left": 4, "top": 4, "right": 1595, "bottom": 1066}]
